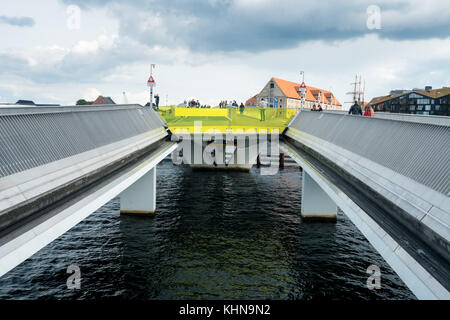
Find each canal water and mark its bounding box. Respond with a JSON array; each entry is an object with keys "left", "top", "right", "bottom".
[{"left": 0, "top": 160, "right": 414, "bottom": 299}]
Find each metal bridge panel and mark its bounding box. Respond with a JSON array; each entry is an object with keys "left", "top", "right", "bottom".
[
  {"left": 290, "top": 112, "right": 450, "bottom": 195},
  {"left": 0, "top": 105, "right": 166, "bottom": 179}
]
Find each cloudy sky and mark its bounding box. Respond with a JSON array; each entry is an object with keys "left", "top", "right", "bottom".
[{"left": 0, "top": 0, "right": 449, "bottom": 108}]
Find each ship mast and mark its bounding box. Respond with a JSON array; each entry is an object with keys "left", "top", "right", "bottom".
[{"left": 346, "top": 74, "right": 365, "bottom": 106}]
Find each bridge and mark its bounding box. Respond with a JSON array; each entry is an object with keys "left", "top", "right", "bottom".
[
  {"left": 282, "top": 111, "right": 449, "bottom": 300},
  {"left": 0, "top": 105, "right": 176, "bottom": 278},
  {"left": 0, "top": 105, "right": 448, "bottom": 299}
]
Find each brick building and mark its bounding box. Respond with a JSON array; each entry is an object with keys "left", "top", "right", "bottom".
[
  {"left": 251, "top": 77, "right": 342, "bottom": 110},
  {"left": 92, "top": 96, "right": 116, "bottom": 105}
]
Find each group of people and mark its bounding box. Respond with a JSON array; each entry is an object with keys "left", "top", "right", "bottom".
[
  {"left": 181, "top": 99, "right": 211, "bottom": 108},
  {"left": 187, "top": 99, "right": 201, "bottom": 107},
  {"left": 219, "top": 100, "right": 246, "bottom": 114},
  {"left": 311, "top": 104, "right": 323, "bottom": 112},
  {"left": 348, "top": 100, "right": 375, "bottom": 117},
  {"left": 219, "top": 100, "right": 239, "bottom": 108}
]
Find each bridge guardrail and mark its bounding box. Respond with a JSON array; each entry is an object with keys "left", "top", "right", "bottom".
[
  {"left": 289, "top": 111, "right": 450, "bottom": 196},
  {"left": 0, "top": 105, "right": 164, "bottom": 178},
  {"left": 307, "top": 108, "right": 450, "bottom": 126},
  {"left": 372, "top": 112, "right": 450, "bottom": 126}
]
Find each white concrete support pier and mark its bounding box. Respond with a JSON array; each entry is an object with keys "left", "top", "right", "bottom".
[
  {"left": 301, "top": 171, "right": 338, "bottom": 221},
  {"left": 120, "top": 167, "right": 156, "bottom": 215}
]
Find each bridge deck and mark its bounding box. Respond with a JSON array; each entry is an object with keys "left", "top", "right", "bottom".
[{"left": 157, "top": 106, "right": 297, "bottom": 133}]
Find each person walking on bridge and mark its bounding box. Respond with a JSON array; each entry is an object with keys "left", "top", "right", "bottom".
[
  {"left": 363, "top": 105, "right": 374, "bottom": 117},
  {"left": 348, "top": 100, "right": 362, "bottom": 115},
  {"left": 259, "top": 98, "right": 266, "bottom": 121},
  {"left": 155, "top": 94, "right": 160, "bottom": 110},
  {"left": 239, "top": 102, "right": 245, "bottom": 114}
]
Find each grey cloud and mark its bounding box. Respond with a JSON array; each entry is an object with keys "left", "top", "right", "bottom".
[
  {"left": 0, "top": 37, "right": 175, "bottom": 84},
  {"left": 0, "top": 15, "right": 35, "bottom": 27},
  {"left": 60, "top": 0, "right": 450, "bottom": 53}
]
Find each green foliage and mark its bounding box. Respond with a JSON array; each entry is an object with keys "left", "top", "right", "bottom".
[{"left": 76, "top": 99, "right": 93, "bottom": 105}]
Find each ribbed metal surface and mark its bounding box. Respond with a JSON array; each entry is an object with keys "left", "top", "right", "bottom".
[
  {"left": 0, "top": 105, "right": 165, "bottom": 178},
  {"left": 289, "top": 111, "right": 450, "bottom": 195},
  {"left": 312, "top": 110, "right": 450, "bottom": 126},
  {"left": 0, "top": 104, "right": 142, "bottom": 115},
  {"left": 373, "top": 112, "right": 450, "bottom": 126}
]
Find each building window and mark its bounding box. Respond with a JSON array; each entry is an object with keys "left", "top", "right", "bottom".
[
  {"left": 270, "top": 83, "right": 274, "bottom": 88},
  {"left": 418, "top": 98, "right": 430, "bottom": 104}
]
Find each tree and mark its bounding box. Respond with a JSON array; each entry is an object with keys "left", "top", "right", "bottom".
[{"left": 76, "top": 99, "right": 93, "bottom": 105}]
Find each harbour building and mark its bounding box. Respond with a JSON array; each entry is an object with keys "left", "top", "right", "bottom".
[
  {"left": 248, "top": 77, "right": 342, "bottom": 110},
  {"left": 368, "top": 86, "right": 450, "bottom": 116}
]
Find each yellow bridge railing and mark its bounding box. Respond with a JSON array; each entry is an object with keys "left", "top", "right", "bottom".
[{"left": 157, "top": 106, "right": 298, "bottom": 133}]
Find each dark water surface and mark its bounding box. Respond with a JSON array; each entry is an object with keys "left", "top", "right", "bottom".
[{"left": 0, "top": 161, "right": 415, "bottom": 299}]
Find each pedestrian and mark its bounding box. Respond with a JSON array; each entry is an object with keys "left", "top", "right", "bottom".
[
  {"left": 259, "top": 98, "right": 266, "bottom": 121},
  {"left": 348, "top": 100, "right": 362, "bottom": 115},
  {"left": 363, "top": 105, "right": 375, "bottom": 117},
  {"left": 318, "top": 104, "right": 323, "bottom": 112},
  {"left": 239, "top": 102, "right": 245, "bottom": 114},
  {"left": 311, "top": 104, "right": 317, "bottom": 111},
  {"left": 155, "top": 94, "right": 160, "bottom": 110}
]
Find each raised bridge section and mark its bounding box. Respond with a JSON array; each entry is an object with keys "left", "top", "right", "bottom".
[
  {"left": 0, "top": 105, "right": 176, "bottom": 277},
  {"left": 282, "top": 110, "right": 449, "bottom": 299}
]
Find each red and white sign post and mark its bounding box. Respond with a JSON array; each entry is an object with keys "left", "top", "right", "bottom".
[
  {"left": 147, "top": 64, "right": 156, "bottom": 107},
  {"left": 147, "top": 75, "right": 156, "bottom": 107}
]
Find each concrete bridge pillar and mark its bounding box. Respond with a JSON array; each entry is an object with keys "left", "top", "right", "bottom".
[
  {"left": 120, "top": 167, "right": 156, "bottom": 215},
  {"left": 301, "top": 171, "right": 337, "bottom": 221}
]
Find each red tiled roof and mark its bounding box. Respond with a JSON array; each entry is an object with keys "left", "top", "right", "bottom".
[
  {"left": 93, "top": 96, "right": 115, "bottom": 105},
  {"left": 245, "top": 94, "right": 257, "bottom": 106},
  {"left": 272, "top": 77, "right": 342, "bottom": 106}
]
